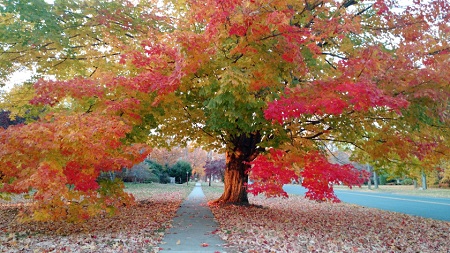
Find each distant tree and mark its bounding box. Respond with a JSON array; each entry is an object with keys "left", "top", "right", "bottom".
[
  {"left": 148, "top": 146, "right": 209, "bottom": 178},
  {"left": 204, "top": 159, "right": 226, "bottom": 186},
  {"left": 145, "top": 159, "right": 170, "bottom": 184},
  {"left": 130, "top": 162, "right": 160, "bottom": 183},
  {"left": 168, "top": 160, "right": 192, "bottom": 184},
  {"left": 148, "top": 148, "right": 185, "bottom": 167},
  {"left": 187, "top": 148, "right": 208, "bottom": 178},
  {"left": 440, "top": 165, "right": 450, "bottom": 188}
]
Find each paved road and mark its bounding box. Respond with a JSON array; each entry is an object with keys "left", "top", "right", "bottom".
[{"left": 283, "top": 185, "right": 450, "bottom": 222}]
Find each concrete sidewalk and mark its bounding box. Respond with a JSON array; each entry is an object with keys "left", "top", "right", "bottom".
[{"left": 159, "top": 183, "right": 228, "bottom": 253}]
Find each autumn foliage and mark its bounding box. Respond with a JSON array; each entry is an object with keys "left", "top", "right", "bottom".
[
  {"left": 248, "top": 149, "right": 299, "bottom": 198},
  {"left": 1, "top": 0, "right": 449, "bottom": 220},
  {"left": 248, "top": 149, "right": 367, "bottom": 202},
  {"left": 0, "top": 113, "right": 148, "bottom": 221},
  {"left": 204, "top": 158, "right": 226, "bottom": 181}
]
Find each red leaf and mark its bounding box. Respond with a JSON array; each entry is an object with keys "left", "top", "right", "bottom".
[
  {"left": 301, "top": 152, "right": 366, "bottom": 202},
  {"left": 229, "top": 24, "right": 247, "bottom": 36},
  {"left": 248, "top": 149, "right": 298, "bottom": 198},
  {"left": 282, "top": 52, "right": 295, "bottom": 63}
]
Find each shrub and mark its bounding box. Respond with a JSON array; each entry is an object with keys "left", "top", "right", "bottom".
[
  {"left": 401, "top": 178, "right": 414, "bottom": 185},
  {"left": 159, "top": 172, "right": 171, "bottom": 184},
  {"left": 379, "top": 175, "right": 388, "bottom": 185},
  {"left": 117, "top": 162, "right": 153, "bottom": 183},
  {"left": 145, "top": 159, "right": 168, "bottom": 183},
  {"left": 144, "top": 172, "right": 160, "bottom": 183}
]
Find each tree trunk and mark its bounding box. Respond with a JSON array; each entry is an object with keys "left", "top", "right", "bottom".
[
  {"left": 214, "top": 133, "right": 261, "bottom": 205},
  {"left": 373, "top": 171, "right": 379, "bottom": 189},
  {"left": 421, "top": 171, "right": 427, "bottom": 190}
]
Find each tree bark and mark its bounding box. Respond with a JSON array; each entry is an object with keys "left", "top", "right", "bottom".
[
  {"left": 421, "top": 171, "right": 427, "bottom": 190},
  {"left": 373, "top": 171, "right": 378, "bottom": 189},
  {"left": 214, "top": 132, "right": 261, "bottom": 205}
]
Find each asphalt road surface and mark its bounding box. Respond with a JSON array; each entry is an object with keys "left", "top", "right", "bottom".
[{"left": 283, "top": 185, "right": 450, "bottom": 222}]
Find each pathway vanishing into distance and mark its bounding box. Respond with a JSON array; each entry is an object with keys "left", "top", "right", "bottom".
[
  {"left": 159, "top": 183, "right": 228, "bottom": 253},
  {"left": 283, "top": 185, "right": 450, "bottom": 222}
]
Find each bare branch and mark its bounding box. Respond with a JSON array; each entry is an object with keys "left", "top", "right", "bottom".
[{"left": 321, "top": 52, "right": 348, "bottom": 60}]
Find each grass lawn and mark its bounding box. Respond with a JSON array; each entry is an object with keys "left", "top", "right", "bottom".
[
  {"left": 124, "top": 181, "right": 195, "bottom": 200},
  {"left": 2, "top": 182, "right": 449, "bottom": 252},
  {"left": 203, "top": 181, "right": 450, "bottom": 199},
  {"left": 1, "top": 183, "right": 193, "bottom": 253},
  {"left": 333, "top": 184, "right": 450, "bottom": 198}
]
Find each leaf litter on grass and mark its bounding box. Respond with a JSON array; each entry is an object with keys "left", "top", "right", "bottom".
[
  {"left": 204, "top": 188, "right": 450, "bottom": 253},
  {"left": 0, "top": 184, "right": 193, "bottom": 252}
]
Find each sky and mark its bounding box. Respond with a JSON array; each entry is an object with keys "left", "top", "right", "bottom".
[{"left": 1, "top": 69, "right": 34, "bottom": 92}]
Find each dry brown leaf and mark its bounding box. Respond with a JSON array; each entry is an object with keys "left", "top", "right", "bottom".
[{"left": 203, "top": 187, "right": 450, "bottom": 253}]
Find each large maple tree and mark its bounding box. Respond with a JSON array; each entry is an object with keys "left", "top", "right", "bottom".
[{"left": 1, "top": 0, "right": 449, "bottom": 220}]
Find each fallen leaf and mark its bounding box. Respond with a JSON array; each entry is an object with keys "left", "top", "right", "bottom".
[
  {"left": 202, "top": 186, "right": 450, "bottom": 253},
  {"left": 0, "top": 184, "right": 192, "bottom": 252}
]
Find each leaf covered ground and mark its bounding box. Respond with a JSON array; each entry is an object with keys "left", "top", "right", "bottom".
[
  {"left": 0, "top": 183, "right": 193, "bottom": 253},
  {"left": 203, "top": 185, "right": 450, "bottom": 253},
  {"left": 2, "top": 183, "right": 449, "bottom": 253}
]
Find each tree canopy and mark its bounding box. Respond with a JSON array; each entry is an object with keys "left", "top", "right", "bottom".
[
  {"left": 168, "top": 160, "right": 192, "bottom": 184},
  {"left": 204, "top": 158, "right": 226, "bottom": 181},
  {"left": 0, "top": 0, "right": 449, "bottom": 221}
]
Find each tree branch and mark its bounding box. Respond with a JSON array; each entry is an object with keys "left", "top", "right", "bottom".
[
  {"left": 429, "top": 47, "right": 449, "bottom": 56},
  {"left": 354, "top": 4, "right": 373, "bottom": 17},
  {"left": 325, "top": 58, "right": 337, "bottom": 69},
  {"left": 341, "top": 0, "right": 357, "bottom": 8},
  {"left": 311, "top": 137, "right": 365, "bottom": 150},
  {"left": 321, "top": 52, "right": 348, "bottom": 60}
]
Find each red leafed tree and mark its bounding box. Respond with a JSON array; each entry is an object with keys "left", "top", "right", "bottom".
[
  {"left": 1, "top": 0, "right": 449, "bottom": 219},
  {"left": 204, "top": 158, "right": 226, "bottom": 185},
  {"left": 0, "top": 113, "right": 148, "bottom": 221},
  {"left": 146, "top": 147, "right": 208, "bottom": 178},
  {"left": 248, "top": 149, "right": 368, "bottom": 202}
]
